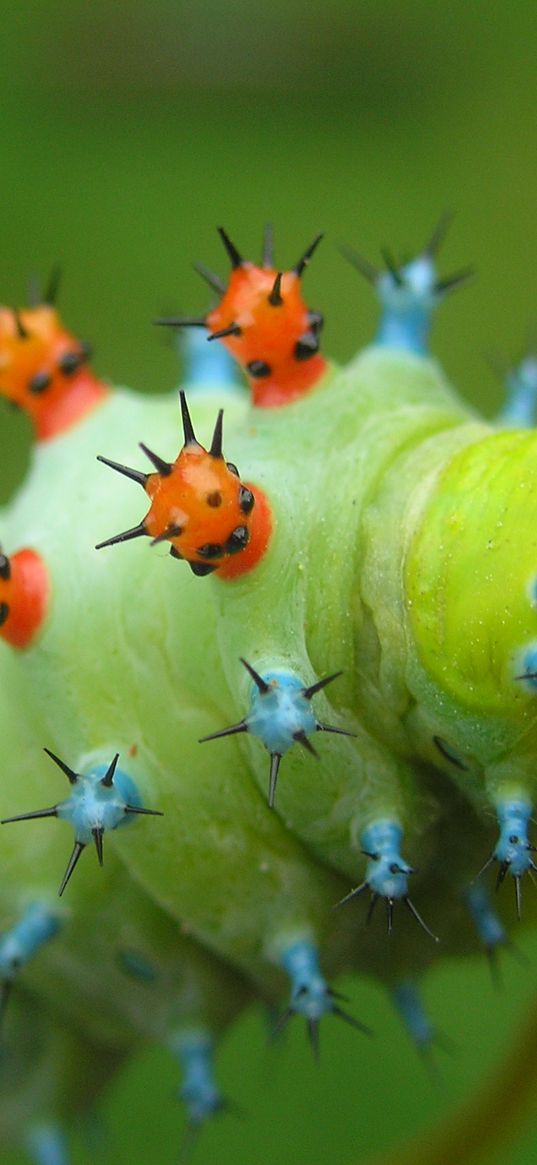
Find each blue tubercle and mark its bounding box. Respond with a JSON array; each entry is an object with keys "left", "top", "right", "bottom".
[
  {"left": 169, "top": 1030, "right": 223, "bottom": 1127},
  {"left": 336, "top": 819, "right": 438, "bottom": 941},
  {"left": 497, "top": 355, "right": 537, "bottom": 428},
  {"left": 199, "top": 660, "right": 351, "bottom": 808},
  {"left": 375, "top": 254, "right": 441, "bottom": 355},
  {"left": 480, "top": 798, "right": 535, "bottom": 918},
  {"left": 392, "top": 979, "right": 435, "bottom": 1051},
  {"left": 362, "top": 820, "right": 413, "bottom": 901},
  {"left": 277, "top": 939, "right": 371, "bottom": 1057},
  {"left": 391, "top": 979, "right": 446, "bottom": 1079},
  {"left": 465, "top": 883, "right": 506, "bottom": 953},
  {"left": 0, "top": 904, "right": 60, "bottom": 999},
  {"left": 247, "top": 671, "right": 318, "bottom": 755},
  {"left": 1, "top": 750, "right": 162, "bottom": 896},
  {"left": 25, "top": 1122, "right": 69, "bottom": 1165},
  {"left": 180, "top": 329, "right": 239, "bottom": 395},
  {"left": 57, "top": 760, "right": 144, "bottom": 840},
  {"left": 345, "top": 216, "right": 471, "bottom": 355}
]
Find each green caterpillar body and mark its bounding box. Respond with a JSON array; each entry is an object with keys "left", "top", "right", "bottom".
[{"left": 0, "top": 228, "right": 536, "bottom": 1158}]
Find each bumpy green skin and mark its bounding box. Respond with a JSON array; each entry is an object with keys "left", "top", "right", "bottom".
[{"left": 1, "top": 334, "right": 536, "bottom": 1145}]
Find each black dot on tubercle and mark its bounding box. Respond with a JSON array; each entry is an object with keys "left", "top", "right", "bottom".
[
  {"left": 226, "top": 526, "right": 249, "bottom": 554},
  {"left": 59, "top": 351, "right": 83, "bottom": 376},
  {"left": 294, "top": 332, "right": 319, "bottom": 361},
  {"left": 247, "top": 360, "right": 271, "bottom": 378},
  {"left": 189, "top": 561, "right": 217, "bottom": 577},
  {"left": 196, "top": 543, "right": 224, "bottom": 559},
  {"left": 0, "top": 602, "right": 9, "bottom": 626},
  {"left": 29, "top": 371, "right": 52, "bottom": 394},
  {"left": 239, "top": 487, "right": 255, "bottom": 514},
  {"left": 308, "top": 310, "right": 324, "bottom": 333}
]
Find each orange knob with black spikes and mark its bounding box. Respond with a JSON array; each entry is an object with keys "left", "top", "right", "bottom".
[
  {"left": 0, "top": 271, "right": 108, "bottom": 440},
  {"left": 155, "top": 226, "right": 328, "bottom": 407},
  {"left": 96, "top": 391, "right": 272, "bottom": 579}
]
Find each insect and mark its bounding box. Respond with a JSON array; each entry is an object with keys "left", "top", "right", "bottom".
[{"left": 0, "top": 221, "right": 535, "bottom": 1162}]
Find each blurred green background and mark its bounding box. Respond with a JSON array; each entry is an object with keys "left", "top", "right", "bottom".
[{"left": 2, "top": 1, "right": 537, "bottom": 1163}]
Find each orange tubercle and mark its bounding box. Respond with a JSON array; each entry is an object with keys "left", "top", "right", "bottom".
[
  {"left": 144, "top": 448, "right": 272, "bottom": 577},
  {"left": 0, "top": 548, "right": 49, "bottom": 648},
  {"left": 0, "top": 304, "right": 108, "bottom": 441},
  {"left": 97, "top": 393, "right": 273, "bottom": 578},
  {"left": 206, "top": 265, "right": 327, "bottom": 408},
  {"left": 34, "top": 368, "right": 108, "bottom": 441}
]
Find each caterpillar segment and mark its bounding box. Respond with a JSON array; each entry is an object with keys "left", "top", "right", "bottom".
[
  {"left": 400, "top": 429, "right": 537, "bottom": 908},
  {"left": 0, "top": 445, "right": 360, "bottom": 1002}
]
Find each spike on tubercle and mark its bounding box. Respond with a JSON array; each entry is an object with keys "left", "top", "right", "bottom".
[
  {"left": 0, "top": 301, "right": 107, "bottom": 440},
  {"left": 477, "top": 798, "right": 535, "bottom": 920},
  {"left": 25, "top": 1121, "right": 70, "bottom": 1165},
  {"left": 96, "top": 392, "right": 272, "bottom": 580},
  {"left": 0, "top": 904, "right": 60, "bottom": 1017},
  {"left": 343, "top": 215, "right": 473, "bottom": 355},
  {"left": 199, "top": 662, "right": 353, "bottom": 808},
  {"left": 336, "top": 820, "right": 438, "bottom": 942},
  {"left": 276, "top": 939, "right": 371, "bottom": 1058},
  {"left": 158, "top": 227, "right": 328, "bottom": 407},
  {"left": 0, "top": 547, "right": 49, "bottom": 648},
  {"left": 170, "top": 1030, "right": 226, "bottom": 1130},
  {"left": 1, "top": 750, "right": 163, "bottom": 897}
]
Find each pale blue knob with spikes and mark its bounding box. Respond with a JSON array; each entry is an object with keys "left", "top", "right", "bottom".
[
  {"left": 275, "top": 938, "right": 372, "bottom": 1060},
  {"left": 200, "top": 659, "right": 354, "bottom": 808},
  {"left": 343, "top": 213, "right": 472, "bottom": 355},
  {"left": 1, "top": 749, "right": 163, "bottom": 896}
]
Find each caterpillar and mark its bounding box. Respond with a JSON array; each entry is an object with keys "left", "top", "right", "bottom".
[{"left": 0, "top": 221, "right": 535, "bottom": 1163}]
